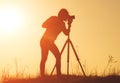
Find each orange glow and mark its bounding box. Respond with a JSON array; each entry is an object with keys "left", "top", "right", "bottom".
[{"left": 0, "top": 0, "right": 120, "bottom": 78}]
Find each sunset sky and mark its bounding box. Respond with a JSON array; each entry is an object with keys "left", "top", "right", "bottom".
[{"left": 0, "top": 0, "right": 120, "bottom": 77}]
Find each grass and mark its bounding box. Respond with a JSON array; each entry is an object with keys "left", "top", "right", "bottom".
[
  {"left": 2, "top": 74, "right": 120, "bottom": 83},
  {"left": 1, "top": 55, "right": 120, "bottom": 83}
]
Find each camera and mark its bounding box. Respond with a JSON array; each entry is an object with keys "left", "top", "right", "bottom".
[
  {"left": 68, "top": 15, "right": 75, "bottom": 20},
  {"left": 68, "top": 15, "right": 75, "bottom": 25}
]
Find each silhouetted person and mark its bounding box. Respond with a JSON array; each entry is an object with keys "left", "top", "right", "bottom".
[{"left": 40, "top": 9, "right": 70, "bottom": 77}]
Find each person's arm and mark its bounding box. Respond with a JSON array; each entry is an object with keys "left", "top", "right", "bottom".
[
  {"left": 63, "top": 19, "right": 73, "bottom": 35},
  {"left": 62, "top": 23, "right": 70, "bottom": 35}
]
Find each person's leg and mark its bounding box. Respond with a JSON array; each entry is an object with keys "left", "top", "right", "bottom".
[
  {"left": 40, "top": 46, "right": 49, "bottom": 77},
  {"left": 49, "top": 43, "right": 61, "bottom": 76}
]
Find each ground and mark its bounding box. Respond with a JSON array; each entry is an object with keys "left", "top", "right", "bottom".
[{"left": 2, "top": 75, "right": 120, "bottom": 83}]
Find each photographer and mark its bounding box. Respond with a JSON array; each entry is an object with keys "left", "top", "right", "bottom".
[{"left": 40, "top": 9, "right": 71, "bottom": 77}]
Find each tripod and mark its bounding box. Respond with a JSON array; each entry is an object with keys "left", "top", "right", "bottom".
[{"left": 50, "top": 19, "right": 86, "bottom": 77}]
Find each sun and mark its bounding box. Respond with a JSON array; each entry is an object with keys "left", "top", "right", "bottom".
[{"left": 0, "top": 7, "right": 22, "bottom": 33}]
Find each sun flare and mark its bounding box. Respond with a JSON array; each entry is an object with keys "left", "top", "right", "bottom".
[{"left": 0, "top": 7, "right": 22, "bottom": 33}]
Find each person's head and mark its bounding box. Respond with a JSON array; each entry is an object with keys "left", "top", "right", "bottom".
[{"left": 58, "top": 8, "right": 69, "bottom": 21}]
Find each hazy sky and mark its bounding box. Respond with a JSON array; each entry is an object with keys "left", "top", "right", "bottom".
[{"left": 0, "top": 0, "right": 120, "bottom": 76}]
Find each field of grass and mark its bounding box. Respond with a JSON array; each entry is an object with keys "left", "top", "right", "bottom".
[
  {"left": 2, "top": 75, "right": 120, "bottom": 83},
  {"left": 1, "top": 55, "right": 120, "bottom": 83}
]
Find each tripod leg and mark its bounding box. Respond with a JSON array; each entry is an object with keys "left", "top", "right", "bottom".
[
  {"left": 50, "top": 39, "right": 68, "bottom": 75},
  {"left": 67, "top": 40, "right": 70, "bottom": 75},
  {"left": 69, "top": 40, "right": 86, "bottom": 77}
]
